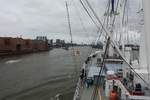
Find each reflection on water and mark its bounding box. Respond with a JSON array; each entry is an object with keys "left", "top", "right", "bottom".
[{"left": 0, "top": 47, "right": 92, "bottom": 100}]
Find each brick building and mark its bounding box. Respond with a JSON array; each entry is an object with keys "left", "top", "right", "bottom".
[{"left": 0, "top": 37, "right": 48, "bottom": 55}]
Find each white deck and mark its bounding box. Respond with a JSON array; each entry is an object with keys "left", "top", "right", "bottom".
[
  {"left": 80, "top": 86, "right": 104, "bottom": 100},
  {"left": 80, "top": 86, "right": 95, "bottom": 100}
]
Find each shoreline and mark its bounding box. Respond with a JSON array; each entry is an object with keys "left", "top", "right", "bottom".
[{"left": 0, "top": 50, "right": 50, "bottom": 59}]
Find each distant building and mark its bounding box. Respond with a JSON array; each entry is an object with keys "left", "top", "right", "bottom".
[
  {"left": 32, "top": 40, "right": 48, "bottom": 51},
  {"left": 48, "top": 39, "right": 53, "bottom": 45},
  {"left": 55, "top": 39, "right": 66, "bottom": 47},
  {"left": 56, "top": 39, "right": 61, "bottom": 44},
  {"left": 36, "top": 36, "right": 48, "bottom": 42}
]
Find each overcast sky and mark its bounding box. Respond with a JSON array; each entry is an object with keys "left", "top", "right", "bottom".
[{"left": 0, "top": 0, "right": 142, "bottom": 43}]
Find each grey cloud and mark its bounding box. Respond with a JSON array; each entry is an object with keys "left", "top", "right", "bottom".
[{"left": 0, "top": 0, "right": 142, "bottom": 43}]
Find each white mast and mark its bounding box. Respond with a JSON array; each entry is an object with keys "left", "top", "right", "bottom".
[
  {"left": 139, "top": 29, "right": 147, "bottom": 69},
  {"left": 143, "top": 0, "right": 150, "bottom": 86}
]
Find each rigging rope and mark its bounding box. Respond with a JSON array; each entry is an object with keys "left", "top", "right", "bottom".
[
  {"left": 79, "top": 0, "right": 99, "bottom": 29},
  {"left": 79, "top": 0, "right": 108, "bottom": 44},
  {"left": 96, "top": 0, "right": 111, "bottom": 44},
  {"left": 71, "top": 0, "right": 99, "bottom": 59},
  {"left": 122, "top": 0, "right": 127, "bottom": 25},
  {"left": 72, "top": 0, "right": 91, "bottom": 44},
  {"left": 111, "top": 0, "right": 120, "bottom": 28}
]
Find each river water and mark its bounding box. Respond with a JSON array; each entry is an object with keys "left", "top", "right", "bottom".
[{"left": 0, "top": 47, "right": 93, "bottom": 100}]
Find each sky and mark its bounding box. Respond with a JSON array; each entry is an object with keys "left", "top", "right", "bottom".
[{"left": 0, "top": 0, "right": 142, "bottom": 44}]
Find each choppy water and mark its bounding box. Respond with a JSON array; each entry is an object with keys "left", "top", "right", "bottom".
[{"left": 0, "top": 47, "right": 93, "bottom": 100}]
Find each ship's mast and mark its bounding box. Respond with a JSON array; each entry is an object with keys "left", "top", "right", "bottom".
[
  {"left": 66, "top": 1, "right": 73, "bottom": 44},
  {"left": 139, "top": 25, "right": 147, "bottom": 69},
  {"left": 143, "top": 0, "right": 150, "bottom": 87}
]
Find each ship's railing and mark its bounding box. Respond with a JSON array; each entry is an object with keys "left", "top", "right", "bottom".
[
  {"left": 115, "top": 80, "right": 150, "bottom": 100},
  {"left": 73, "top": 62, "right": 89, "bottom": 100},
  {"left": 73, "top": 78, "right": 81, "bottom": 100}
]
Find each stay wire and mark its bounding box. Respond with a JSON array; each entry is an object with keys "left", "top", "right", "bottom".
[
  {"left": 80, "top": 0, "right": 108, "bottom": 45},
  {"left": 72, "top": 0, "right": 91, "bottom": 43},
  {"left": 122, "top": 0, "right": 127, "bottom": 25},
  {"left": 79, "top": 0, "right": 99, "bottom": 29},
  {"left": 96, "top": 0, "right": 111, "bottom": 44},
  {"left": 106, "top": 0, "right": 111, "bottom": 28},
  {"left": 111, "top": 0, "right": 120, "bottom": 28},
  {"left": 79, "top": 0, "right": 103, "bottom": 57},
  {"left": 71, "top": 0, "right": 96, "bottom": 56},
  {"left": 71, "top": 0, "right": 105, "bottom": 59},
  {"left": 79, "top": 0, "right": 109, "bottom": 60}
]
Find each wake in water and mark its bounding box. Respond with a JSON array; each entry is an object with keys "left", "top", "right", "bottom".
[
  {"left": 1, "top": 73, "right": 77, "bottom": 100},
  {"left": 5, "top": 59, "right": 22, "bottom": 64}
]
